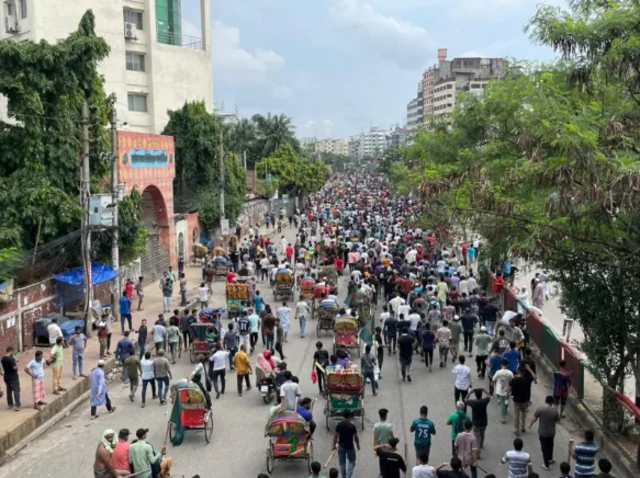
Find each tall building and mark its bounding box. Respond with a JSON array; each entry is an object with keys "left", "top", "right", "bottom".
[
  {"left": 315, "top": 138, "right": 348, "bottom": 156},
  {"left": 1, "top": 0, "right": 213, "bottom": 133},
  {"left": 388, "top": 127, "right": 407, "bottom": 148},
  {"left": 406, "top": 80, "right": 424, "bottom": 133},
  {"left": 422, "top": 48, "right": 504, "bottom": 127},
  {"left": 349, "top": 127, "right": 390, "bottom": 160}
]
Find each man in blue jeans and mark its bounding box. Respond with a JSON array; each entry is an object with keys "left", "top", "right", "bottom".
[
  {"left": 332, "top": 410, "right": 360, "bottom": 478},
  {"left": 119, "top": 291, "right": 132, "bottom": 332},
  {"left": 152, "top": 350, "right": 172, "bottom": 404}
]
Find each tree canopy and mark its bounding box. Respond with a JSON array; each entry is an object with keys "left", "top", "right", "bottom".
[{"left": 163, "top": 101, "right": 247, "bottom": 229}]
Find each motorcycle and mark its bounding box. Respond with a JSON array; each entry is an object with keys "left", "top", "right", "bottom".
[{"left": 258, "top": 376, "right": 276, "bottom": 404}]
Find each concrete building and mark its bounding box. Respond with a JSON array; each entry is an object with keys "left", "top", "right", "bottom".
[
  {"left": 422, "top": 48, "right": 504, "bottom": 126},
  {"left": 406, "top": 80, "right": 424, "bottom": 133},
  {"left": 315, "top": 138, "right": 348, "bottom": 156},
  {"left": 349, "top": 127, "right": 390, "bottom": 160},
  {"left": 1, "top": 0, "right": 213, "bottom": 133},
  {"left": 388, "top": 127, "right": 407, "bottom": 148}
]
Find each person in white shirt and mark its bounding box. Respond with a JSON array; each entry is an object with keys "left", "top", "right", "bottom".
[
  {"left": 209, "top": 345, "right": 230, "bottom": 399},
  {"left": 406, "top": 248, "right": 417, "bottom": 265},
  {"left": 413, "top": 452, "right": 436, "bottom": 478},
  {"left": 350, "top": 269, "right": 362, "bottom": 284},
  {"left": 197, "top": 282, "right": 209, "bottom": 310},
  {"left": 379, "top": 306, "right": 391, "bottom": 325},
  {"left": 398, "top": 303, "right": 411, "bottom": 323},
  {"left": 458, "top": 277, "right": 470, "bottom": 296},
  {"left": 408, "top": 312, "right": 421, "bottom": 332},
  {"left": 279, "top": 371, "right": 301, "bottom": 411},
  {"left": 47, "top": 318, "right": 63, "bottom": 345},
  {"left": 452, "top": 355, "right": 472, "bottom": 403},
  {"left": 388, "top": 294, "right": 405, "bottom": 319},
  {"left": 467, "top": 275, "right": 478, "bottom": 294}
]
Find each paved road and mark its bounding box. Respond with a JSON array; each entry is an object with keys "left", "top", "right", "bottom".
[{"left": 3, "top": 227, "right": 585, "bottom": 478}]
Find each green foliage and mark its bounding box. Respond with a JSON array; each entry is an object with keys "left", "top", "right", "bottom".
[
  {"left": 0, "top": 10, "right": 111, "bottom": 252},
  {"left": 162, "top": 102, "right": 248, "bottom": 229},
  {"left": 318, "top": 152, "right": 350, "bottom": 172},
  {"left": 255, "top": 144, "right": 329, "bottom": 196}
]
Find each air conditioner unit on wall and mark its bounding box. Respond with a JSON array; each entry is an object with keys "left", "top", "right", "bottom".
[{"left": 124, "top": 22, "right": 137, "bottom": 40}]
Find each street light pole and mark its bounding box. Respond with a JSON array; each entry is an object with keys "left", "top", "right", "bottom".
[
  {"left": 110, "top": 107, "right": 120, "bottom": 323},
  {"left": 219, "top": 125, "right": 225, "bottom": 220}
]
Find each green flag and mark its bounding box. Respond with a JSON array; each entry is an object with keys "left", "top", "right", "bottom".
[{"left": 359, "top": 316, "right": 374, "bottom": 346}]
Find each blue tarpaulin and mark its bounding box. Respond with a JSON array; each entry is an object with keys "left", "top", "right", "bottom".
[{"left": 54, "top": 263, "right": 118, "bottom": 286}]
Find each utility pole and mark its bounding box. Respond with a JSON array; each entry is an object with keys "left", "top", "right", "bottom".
[
  {"left": 219, "top": 125, "right": 225, "bottom": 219},
  {"left": 81, "top": 103, "right": 93, "bottom": 337},
  {"left": 243, "top": 150, "right": 247, "bottom": 170},
  {"left": 110, "top": 107, "right": 120, "bottom": 323}
]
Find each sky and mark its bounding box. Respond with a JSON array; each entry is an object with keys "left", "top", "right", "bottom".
[{"left": 182, "top": 0, "right": 568, "bottom": 139}]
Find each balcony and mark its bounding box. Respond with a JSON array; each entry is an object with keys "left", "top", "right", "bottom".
[{"left": 156, "top": 30, "right": 203, "bottom": 51}]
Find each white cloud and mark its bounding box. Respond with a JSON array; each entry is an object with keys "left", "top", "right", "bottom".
[
  {"left": 329, "top": 0, "right": 433, "bottom": 69},
  {"left": 212, "top": 21, "right": 285, "bottom": 72},
  {"left": 305, "top": 121, "right": 316, "bottom": 129}
]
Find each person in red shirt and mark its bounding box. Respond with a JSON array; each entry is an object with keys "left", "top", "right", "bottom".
[
  {"left": 125, "top": 279, "right": 134, "bottom": 299},
  {"left": 493, "top": 273, "right": 505, "bottom": 294},
  {"left": 111, "top": 429, "right": 131, "bottom": 475},
  {"left": 461, "top": 243, "right": 468, "bottom": 266},
  {"left": 285, "top": 244, "right": 294, "bottom": 263},
  {"left": 226, "top": 271, "right": 237, "bottom": 283}
]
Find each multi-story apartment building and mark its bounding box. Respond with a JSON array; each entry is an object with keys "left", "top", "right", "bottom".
[
  {"left": 406, "top": 80, "right": 424, "bottom": 133},
  {"left": 1, "top": 0, "right": 213, "bottom": 133},
  {"left": 388, "top": 127, "right": 407, "bottom": 148},
  {"left": 349, "top": 127, "right": 390, "bottom": 160},
  {"left": 422, "top": 48, "right": 504, "bottom": 127},
  {"left": 315, "top": 138, "right": 349, "bottom": 156}
]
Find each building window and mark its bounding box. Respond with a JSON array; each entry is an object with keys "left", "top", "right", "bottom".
[
  {"left": 19, "top": 0, "right": 25, "bottom": 18},
  {"left": 126, "top": 52, "right": 145, "bottom": 72},
  {"left": 6, "top": 1, "right": 14, "bottom": 16},
  {"left": 127, "top": 93, "right": 148, "bottom": 112},
  {"left": 447, "top": 84, "right": 453, "bottom": 89},
  {"left": 471, "top": 84, "right": 481, "bottom": 89},
  {"left": 124, "top": 9, "right": 143, "bottom": 29}
]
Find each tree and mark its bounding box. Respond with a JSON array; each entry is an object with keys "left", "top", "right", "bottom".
[
  {"left": 255, "top": 144, "right": 329, "bottom": 197},
  {"left": 252, "top": 113, "right": 297, "bottom": 159},
  {"left": 0, "top": 10, "right": 112, "bottom": 252},
  {"left": 394, "top": 63, "right": 640, "bottom": 419},
  {"left": 163, "top": 102, "right": 246, "bottom": 229}
]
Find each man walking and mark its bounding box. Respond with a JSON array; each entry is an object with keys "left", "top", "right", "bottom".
[
  {"left": 295, "top": 295, "right": 310, "bottom": 338},
  {"left": 160, "top": 272, "right": 173, "bottom": 313},
  {"left": 135, "top": 276, "right": 145, "bottom": 311},
  {"left": 473, "top": 326, "right": 491, "bottom": 378},
  {"left": 237, "top": 310, "right": 252, "bottom": 353},
  {"left": 447, "top": 401, "right": 471, "bottom": 456},
  {"left": 333, "top": 410, "right": 360, "bottom": 478},
  {"left": 90, "top": 360, "right": 116, "bottom": 419},
  {"left": 455, "top": 421, "right": 479, "bottom": 478},
  {"left": 2, "top": 346, "right": 20, "bottom": 411},
  {"left": 553, "top": 359, "right": 571, "bottom": 418},
  {"left": 115, "top": 331, "right": 135, "bottom": 383},
  {"left": 209, "top": 345, "right": 229, "bottom": 399},
  {"left": 507, "top": 364, "right": 536, "bottom": 436},
  {"left": 373, "top": 408, "right": 394, "bottom": 474},
  {"left": 153, "top": 350, "right": 172, "bottom": 405},
  {"left": 452, "top": 355, "right": 472, "bottom": 403},
  {"left": 24, "top": 351, "right": 46, "bottom": 410},
  {"left": 529, "top": 395, "right": 560, "bottom": 470},
  {"left": 360, "top": 344, "right": 378, "bottom": 397},
  {"left": 501, "top": 438, "right": 533, "bottom": 478},
  {"left": 465, "top": 388, "right": 490, "bottom": 453},
  {"left": 69, "top": 326, "right": 87, "bottom": 379},
  {"left": 571, "top": 429, "right": 599, "bottom": 478},
  {"left": 234, "top": 344, "right": 252, "bottom": 397},
  {"left": 140, "top": 351, "right": 156, "bottom": 408},
  {"left": 375, "top": 437, "right": 407, "bottom": 478},
  {"left": 398, "top": 327, "right": 415, "bottom": 382},
  {"left": 410, "top": 405, "right": 436, "bottom": 463},
  {"left": 119, "top": 290, "right": 133, "bottom": 333},
  {"left": 124, "top": 352, "right": 141, "bottom": 403},
  {"left": 153, "top": 317, "right": 167, "bottom": 356},
  {"left": 437, "top": 319, "right": 452, "bottom": 368},
  {"left": 492, "top": 359, "right": 514, "bottom": 423}
]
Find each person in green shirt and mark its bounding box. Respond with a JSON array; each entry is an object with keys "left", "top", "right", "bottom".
[
  {"left": 473, "top": 326, "right": 492, "bottom": 378},
  {"left": 166, "top": 318, "right": 182, "bottom": 365},
  {"left": 449, "top": 316, "right": 463, "bottom": 361},
  {"left": 124, "top": 355, "right": 141, "bottom": 402},
  {"left": 49, "top": 336, "right": 66, "bottom": 394},
  {"left": 446, "top": 401, "right": 471, "bottom": 456},
  {"left": 373, "top": 408, "right": 394, "bottom": 475},
  {"left": 129, "top": 428, "right": 165, "bottom": 477}
]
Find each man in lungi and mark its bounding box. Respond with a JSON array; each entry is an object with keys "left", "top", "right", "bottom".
[{"left": 24, "top": 350, "right": 47, "bottom": 410}]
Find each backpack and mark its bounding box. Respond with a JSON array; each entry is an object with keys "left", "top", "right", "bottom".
[{"left": 454, "top": 410, "right": 466, "bottom": 435}]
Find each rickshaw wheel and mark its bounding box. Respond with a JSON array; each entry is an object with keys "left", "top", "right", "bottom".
[
  {"left": 324, "top": 401, "right": 330, "bottom": 431},
  {"left": 168, "top": 421, "right": 175, "bottom": 443},
  {"left": 316, "top": 322, "right": 320, "bottom": 338},
  {"left": 189, "top": 346, "right": 196, "bottom": 364},
  {"left": 204, "top": 410, "right": 214, "bottom": 443},
  {"left": 361, "top": 408, "right": 365, "bottom": 430},
  {"left": 306, "top": 441, "right": 314, "bottom": 473},
  {"left": 263, "top": 392, "right": 273, "bottom": 404},
  {"left": 266, "top": 446, "right": 274, "bottom": 473}
]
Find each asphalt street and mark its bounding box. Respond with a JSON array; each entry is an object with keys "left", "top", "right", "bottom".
[{"left": 2, "top": 226, "right": 585, "bottom": 478}]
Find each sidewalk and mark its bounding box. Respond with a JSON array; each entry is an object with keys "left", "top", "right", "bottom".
[{"left": 0, "top": 225, "right": 279, "bottom": 458}]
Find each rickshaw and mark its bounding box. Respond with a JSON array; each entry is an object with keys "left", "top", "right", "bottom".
[
  {"left": 299, "top": 277, "right": 316, "bottom": 319},
  {"left": 316, "top": 305, "right": 337, "bottom": 337},
  {"left": 273, "top": 269, "right": 294, "bottom": 301},
  {"left": 189, "top": 323, "right": 216, "bottom": 363},
  {"left": 318, "top": 265, "right": 339, "bottom": 295},
  {"left": 168, "top": 381, "right": 214, "bottom": 445},
  {"left": 333, "top": 316, "right": 360, "bottom": 357},
  {"left": 214, "top": 255, "right": 229, "bottom": 277},
  {"left": 226, "top": 281, "right": 251, "bottom": 319},
  {"left": 191, "top": 244, "right": 207, "bottom": 266},
  {"left": 324, "top": 369, "right": 365, "bottom": 431},
  {"left": 265, "top": 412, "right": 314, "bottom": 474}
]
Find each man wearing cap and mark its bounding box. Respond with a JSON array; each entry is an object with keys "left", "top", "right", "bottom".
[
  {"left": 474, "top": 326, "right": 491, "bottom": 378},
  {"left": 129, "top": 428, "right": 166, "bottom": 478},
  {"left": 448, "top": 316, "right": 463, "bottom": 362},
  {"left": 90, "top": 360, "right": 116, "bottom": 419},
  {"left": 111, "top": 429, "right": 132, "bottom": 476}
]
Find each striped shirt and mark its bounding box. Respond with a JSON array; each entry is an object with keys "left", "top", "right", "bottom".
[
  {"left": 574, "top": 441, "right": 599, "bottom": 477},
  {"left": 502, "top": 450, "right": 531, "bottom": 478}
]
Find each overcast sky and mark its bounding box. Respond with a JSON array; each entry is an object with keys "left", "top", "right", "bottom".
[{"left": 183, "top": 0, "right": 567, "bottom": 139}]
